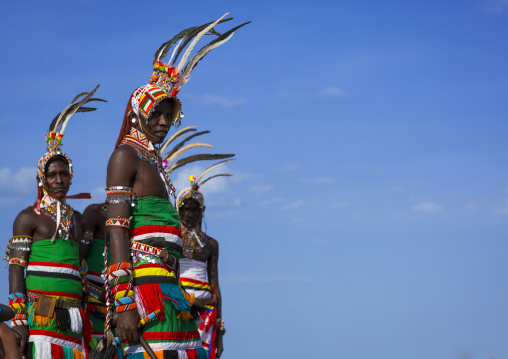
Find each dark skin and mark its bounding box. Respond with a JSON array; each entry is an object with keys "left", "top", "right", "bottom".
[
  {"left": 107, "top": 99, "right": 175, "bottom": 343},
  {"left": 8, "top": 158, "right": 83, "bottom": 356},
  {"left": 179, "top": 198, "right": 223, "bottom": 358},
  {"left": 80, "top": 203, "right": 107, "bottom": 260},
  {"left": 0, "top": 323, "right": 21, "bottom": 359}
]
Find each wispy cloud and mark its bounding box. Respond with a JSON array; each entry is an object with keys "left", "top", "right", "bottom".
[
  {"left": 261, "top": 197, "right": 285, "bottom": 206},
  {"left": 281, "top": 200, "right": 305, "bottom": 211},
  {"left": 302, "top": 177, "right": 336, "bottom": 185},
  {"left": 277, "top": 162, "right": 300, "bottom": 172},
  {"left": 249, "top": 183, "right": 273, "bottom": 194},
  {"left": 185, "top": 94, "right": 246, "bottom": 107},
  {"left": 172, "top": 164, "right": 231, "bottom": 195},
  {"left": 412, "top": 202, "right": 443, "bottom": 214},
  {"left": 479, "top": 0, "right": 508, "bottom": 13},
  {"left": 0, "top": 167, "right": 35, "bottom": 194},
  {"left": 329, "top": 201, "right": 349, "bottom": 209},
  {"left": 319, "top": 86, "right": 349, "bottom": 98},
  {"left": 221, "top": 274, "right": 310, "bottom": 284}
]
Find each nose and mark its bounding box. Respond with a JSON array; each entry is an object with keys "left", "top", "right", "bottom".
[
  {"left": 55, "top": 174, "right": 64, "bottom": 184},
  {"left": 158, "top": 113, "right": 170, "bottom": 127}
]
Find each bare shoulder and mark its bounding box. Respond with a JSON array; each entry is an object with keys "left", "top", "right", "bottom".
[
  {"left": 73, "top": 210, "right": 83, "bottom": 221},
  {"left": 107, "top": 145, "right": 139, "bottom": 186},
  {"left": 206, "top": 235, "right": 219, "bottom": 251},
  {"left": 12, "top": 206, "right": 35, "bottom": 235}
]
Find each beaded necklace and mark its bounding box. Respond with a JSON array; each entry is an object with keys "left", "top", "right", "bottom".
[
  {"left": 181, "top": 225, "right": 207, "bottom": 259},
  {"left": 121, "top": 128, "right": 176, "bottom": 197},
  {"left": 40, "top": 190, "right": 74, "bottom": 241}
]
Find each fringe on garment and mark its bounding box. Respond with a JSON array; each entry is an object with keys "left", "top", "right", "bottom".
[
  {"left": 31, "top": 341, "right": 84, "bottom": 359},
  {"left": 135, "top": 283, "right": 198, "bottom": 321},
  {"left": 27, "top": 302, "right": 83, "bottom": 334},
  {"left": 126, "top": 348, "right": 207, "bottom": 359}
]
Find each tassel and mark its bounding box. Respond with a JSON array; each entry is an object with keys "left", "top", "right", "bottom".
[
  {"left": 135, "top": 284, "right": 166, "bottom": 320},
  {"left": 186, "top": 348, "right": 198, "bottom": 359},
  {"left": 196, "top": 348, "right": 208, "bottom": 359},
  {"left": 163, "top": 350, "right": 179, "bottom": 359},
  {"left": 69, "top": 307, "right": 83, "bottom": 334},
  {"left": 80, "top": 307, "right": 92, "bottom": 357},
  {"left": 55, "top": 308, "right": 71, "bottom": 331},
  {"left": 51, "top": 343, "right": 64, "bottom": 359},
  {"left": 62, "top": 346, "right": 73, "bottom": 359},
  {"left": 34, "top": 341, "right": 51, "bottom": 359},
  {"left": 159, "top": 284, "right": 192, "bottom": 312}
]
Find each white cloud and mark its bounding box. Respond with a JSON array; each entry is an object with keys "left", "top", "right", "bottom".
[
  {"left": 0, "top": 167, "right": 36, "bottom": 194},
  {"left": 221, "top": 274, "right": 310, "bottom": 284},
  {"left": 479, "top": 0, "right": 508, "bottom": 13},
  {"left": 319, "top": 86, "right": 349, "bottom": 98},
  {"left": 186, "top": 94, "right": 246, "bottom": 107},
  {"left": 249, "top": 183, "right": 273, "bottom": 194},
  {"left": 329, "top": 201, "right": 349, "bottom": 209},
  {"left": 281, "top": 200, "right": 305, "bottom": 211},
  {"left": 277, "top": 162, "right": 300, "bottom": 172},
  {"left": 302, "top": 176, "right": 336, "bottom": 185},
  {"left": 412, "top": 202, "right": 443, "bottom": 214}
]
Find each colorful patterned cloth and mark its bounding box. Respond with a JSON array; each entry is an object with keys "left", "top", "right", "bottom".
[
  {"left": 180, "top": 258, "right": 217, "bottom": 358},
  {"left": 123, "top": 196, "right": 205, "bottom": 358},
  {"left": 25, "top": 238, "right": 84, "bottom": 358},
  {"left": 86, "top": 237, "right": 110, "bottom": 349}
]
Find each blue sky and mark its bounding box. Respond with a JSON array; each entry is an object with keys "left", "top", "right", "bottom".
[{"left": 1, "top": 1, "right": 508, "bottom": 358}]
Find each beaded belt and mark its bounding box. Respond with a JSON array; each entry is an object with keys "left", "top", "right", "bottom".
[
  {"left": 130, "top": 241, "right": 178, "bottom": 271},
  {"left": 27, "top": 292, "right": 81, "bottom": 309}
]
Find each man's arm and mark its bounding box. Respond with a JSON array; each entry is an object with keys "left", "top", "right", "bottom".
[
  {"left": 106, "top": 146, "right": 140, "bottom": 343},
  {"left": 80, "top": 205, "right": 101, "bottom": 260},
  {"left": 207, "top": 237, "right": 223, "bottom": 358},
  {"left": 8, "top": 208, "right": 34, "bottom": 356}
]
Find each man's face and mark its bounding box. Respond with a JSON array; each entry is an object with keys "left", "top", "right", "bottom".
[
  {"left": 179, "top": 198, "right": 204, "bottom": 228},
  {"left": 140, "top": 99, "right": 174, "bottom": 144},
  {"left": 44, "top": 158, "right": 71, "bottom": 201}
]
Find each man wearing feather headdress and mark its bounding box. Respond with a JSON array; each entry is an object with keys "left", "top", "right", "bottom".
[
  {"left": 5, "top": 86, "right": 103, "bottom": 359},
  {"left": 103, "top": 15, "right": 248, "bottom": 359},
  {"left": 176, "top": 180, "right": 225, "bottom": 359}
]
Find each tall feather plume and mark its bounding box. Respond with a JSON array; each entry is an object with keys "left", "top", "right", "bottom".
[
  {"left": 154, "top": 26, "right": 199, "bottom": 62},
  {"left": 50, "top": 84, "right": 104, "bottom": 135},
  {"left": 170, "top": 18, "right": 233, "bottom": 66},
  {"left": 200, "top": 173, "right": 232, "bottom": 187},
  {"left": 168, "top": 154, "right": 235, "bottom": 173},
  {"left": 160, "top": 126, "right": 197, "bottom": 153},
  {"left": 167, "top": 142, "right": 214, "bottom": 164},
  {"left": 163, "top": 130, "right": 211, "bottom": 160},
  {"left": 176, "top": 13, "right": 229, "bottom": 73},
  {"left": 182, "top": 21, "right": 251, "bottom": 82},
  {"left": 196, "top": 159, "right": 235, "bottom": 184}
]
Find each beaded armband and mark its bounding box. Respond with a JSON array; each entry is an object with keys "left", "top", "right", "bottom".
[
  {"left": 9, "top": 293, "right": 27, "bottom": 326},
  {"left": 105, "top": 186, "right": 135, "bottom": 207},
  {"left": 5, "top": 236, "right": 33, "bottom": 261},
  {"left": 9, "top": 257, "right": 27, "bottom": 268},
  {"left": 138, "top": 309, "right": 160, "bottom": 329},
  {"left": 106, "top": 218, "right": 131, "bottom": 229},
  {"left": 107, "top": 262, "right": 137, "bottom": 313},
  {"left": 81, "top": 230, "right": 94, "bottom": 245}
]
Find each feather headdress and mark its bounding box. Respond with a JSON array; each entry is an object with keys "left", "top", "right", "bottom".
[
  {"left": 159, "top": 126, "right": 235, "bottom": 208},
  {"left": 37, "top": 84, "right": 106, "bottom": 182},
  {"left": 130, "top": 14, "right": 250, "bottom": 125}
]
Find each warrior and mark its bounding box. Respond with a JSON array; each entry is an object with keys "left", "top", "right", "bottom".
[
  {"left": 101, "top": 14, "right": 248, "bottom": 358},
  {"left": 5, "top": 86, "right": 104, "bottom": 358},
  {"left": 176, "top": 171, "right": 232, "bottom": 359}
]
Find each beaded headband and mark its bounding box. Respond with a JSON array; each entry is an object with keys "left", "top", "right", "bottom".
[{"left": 130, "top": 13, "right": 250, "bottom": 126}]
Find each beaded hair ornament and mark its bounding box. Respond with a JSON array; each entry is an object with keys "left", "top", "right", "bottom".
[
  {"left": 176, "top": 158, "right": 235, "bottom": 211},
  {"left": 130, "top": 13, "right": 250, "bottom": 126}
]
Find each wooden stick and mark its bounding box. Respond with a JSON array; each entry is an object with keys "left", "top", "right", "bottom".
[{"left": 139, "top": 335, "right": 157, "bottom": 359}]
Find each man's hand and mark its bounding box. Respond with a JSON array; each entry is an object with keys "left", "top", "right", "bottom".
[
  {"left": 11, "top": 325, "right": 28, "bottom": 356},
  {"left": 116, "top": 310, "right": 141, "bottom": 343},
  {"left": 215, "top": 332, "right": 223, "bottom": 358}
]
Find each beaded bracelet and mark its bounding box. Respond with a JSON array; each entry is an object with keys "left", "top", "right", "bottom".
[
  {"left": 116, "top": 302, "right": 137, "bottom": 313},
  {"left": 106, "top": 186, "right": 135, "bottom": 206},
  {"left": 114, "top": 296, "right": 135, "bottom": 307},
  {"left": 105, "top": 218, "right": 131, "bottom": 229},
  {"left": 9, "top": 257, "right": 27, "bottom": 268},
  {"left": 7, "top": 236, "right": 32, "bottom": 252},
  {"left": 217, "top": 318, "right": 226, "bottom": 335},
  {"left": 138, "top": 310, "right": 160, "bottom": 329},
  {"left": 9, "top": 293, "right": 27, "bottom": 327},
  {"left": 81, "top": 230, "right": 94, "bottom": 245}
]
